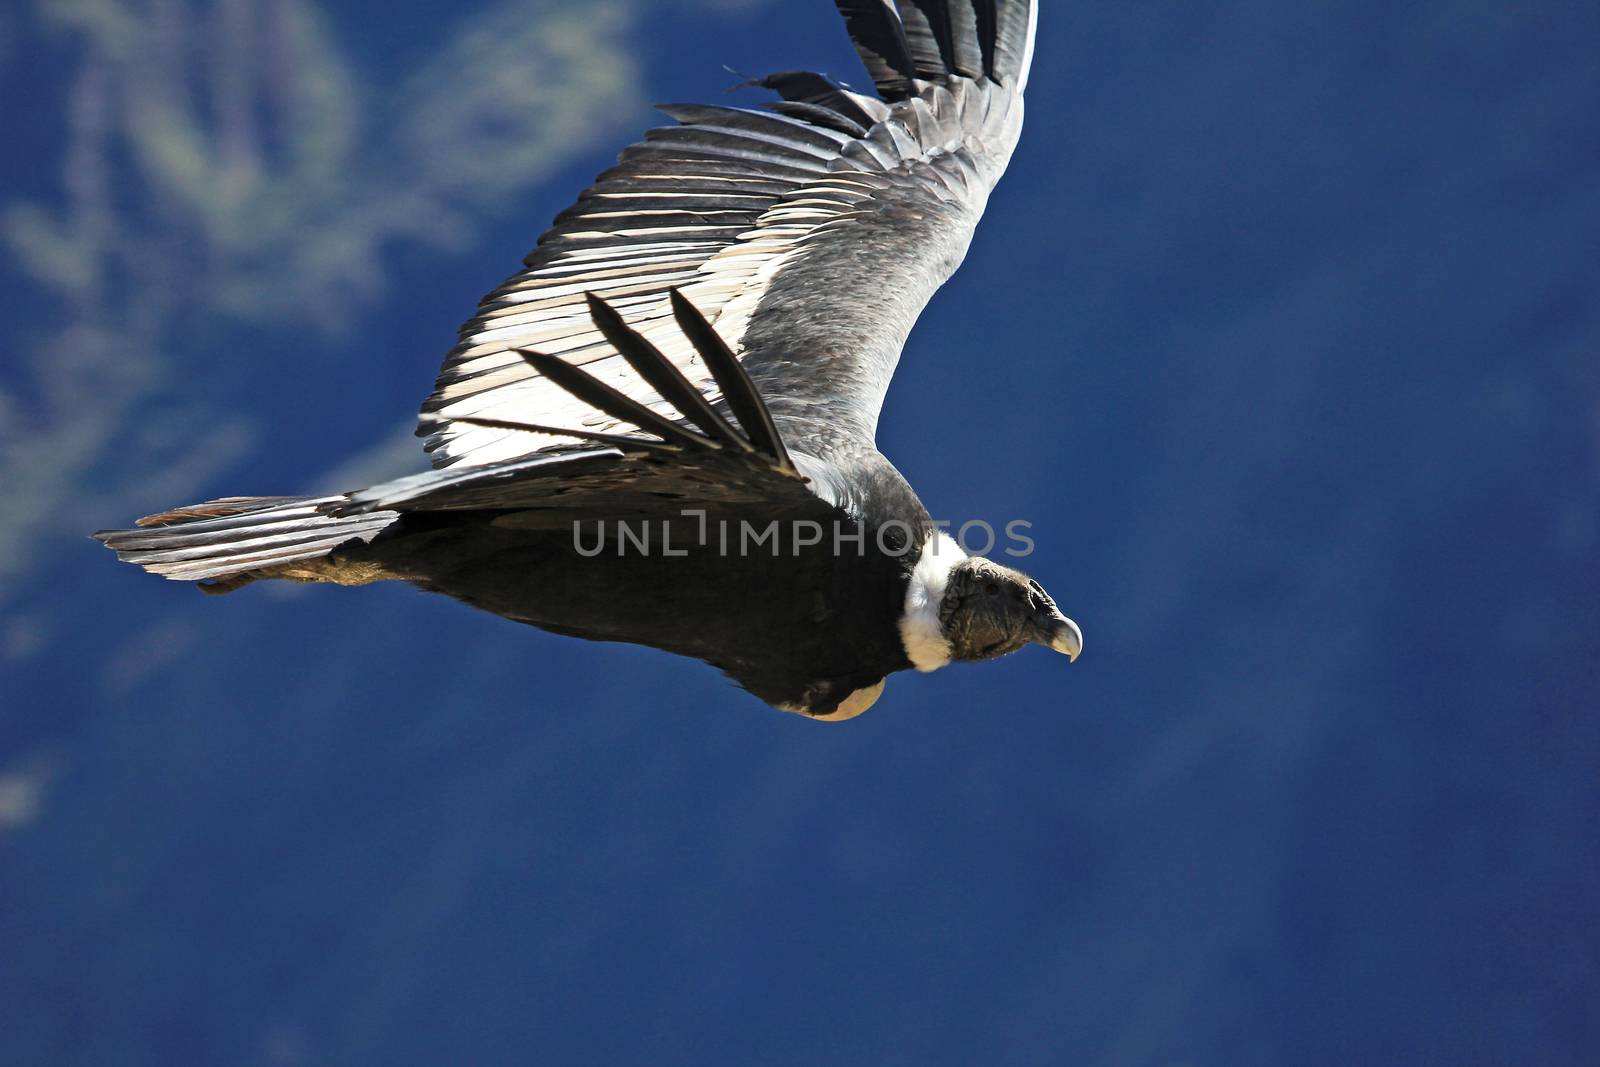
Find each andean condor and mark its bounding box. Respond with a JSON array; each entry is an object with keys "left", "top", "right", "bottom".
[{"left": 95, "top": 0, "right": 1082, "bottom": 720}]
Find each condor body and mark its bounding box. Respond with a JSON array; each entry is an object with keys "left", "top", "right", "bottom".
[{"left": 96, "top": 0, "right": 1081, "bottom": 719}]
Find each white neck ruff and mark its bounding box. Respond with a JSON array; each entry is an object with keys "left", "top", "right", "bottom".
[{"left": 899, "top": 530, "right": 965, "bottom": 672}]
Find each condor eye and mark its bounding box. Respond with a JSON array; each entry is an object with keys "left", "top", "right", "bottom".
[{"left": 985, "top": 583, "right": 1000, "bottom": 596}]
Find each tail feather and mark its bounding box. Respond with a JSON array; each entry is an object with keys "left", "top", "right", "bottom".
[{"left": 94, "top": 495, "right": 399, "bottom": 584}]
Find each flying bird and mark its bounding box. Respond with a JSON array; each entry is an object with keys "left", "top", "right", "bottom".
[{"left": 95, "top": 0, "right": 1081, "bottom": 720}]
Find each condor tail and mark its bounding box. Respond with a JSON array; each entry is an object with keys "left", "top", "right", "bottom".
[{"left": 93, "top": 495, "right": 399, "bottom": 590}]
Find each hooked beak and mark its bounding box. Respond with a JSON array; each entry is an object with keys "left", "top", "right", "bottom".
[{"left": 1039, "top": 613, "right": 1083, "bottom": 662}]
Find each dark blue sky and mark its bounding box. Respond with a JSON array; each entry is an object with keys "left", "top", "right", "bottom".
[{"left": 2, "top": 2, "right": 1596, "bottom": 1064}]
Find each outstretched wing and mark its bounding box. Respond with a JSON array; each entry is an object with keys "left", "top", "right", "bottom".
[{"left": 420, "top": 0, "right": 1037, "bottom": 470}]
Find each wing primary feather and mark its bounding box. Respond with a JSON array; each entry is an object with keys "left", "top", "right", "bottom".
[
  {"left": 899, "top": 0, "right": 958, "bottom": 77},
  {"left": 832, "top": 0, "right": 919, "bottom": 99},
  {"left": 582, "top": 293, "right": 754, "bottom": 452},
  {"left": 511, "top": 349, "right": 716, "bottom": 450},
  {"left": 667, "top": 289, "right": 792, "bottom": 471},
  {"left": 449, "top": 415, "right": 676, "bottom": 452},
  {"left": 937, "top": 0, "right": 985, "bottom": 77},
  {"left": 986, "top": 0, "right": 1033, "bottom": 87},
  {"left": 973, "top": 0, "right": 999, "bottom": 78}
]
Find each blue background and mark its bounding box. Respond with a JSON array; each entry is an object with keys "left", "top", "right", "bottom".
[{"left": 2, "top": 2, "right": 1596, "bottom": 1064}]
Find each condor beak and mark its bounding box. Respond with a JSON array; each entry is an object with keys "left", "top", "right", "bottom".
[{"left": 1040, "top": 613, "right": 1083, "bottom": 662}]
